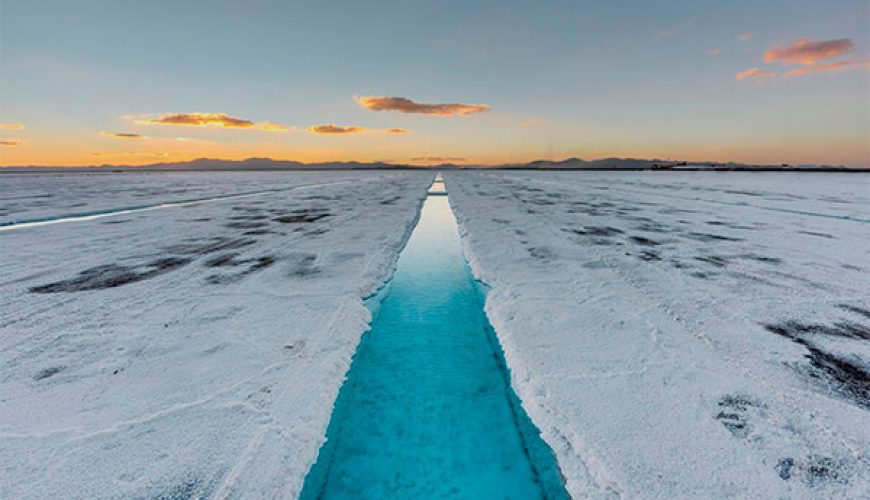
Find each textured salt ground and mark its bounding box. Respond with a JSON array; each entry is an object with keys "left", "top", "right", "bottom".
[
  {"left": 0, "top": 171, "right": 432, "bottom": 498},
  {"left": 445, "top": 170, "right": 870, "bottom": 499},
  {"left": 0, "top": 170, "right": 371, "bottom": 226},
  {"left": 3, "top": 169, "right": 868, "bottom": 499}
]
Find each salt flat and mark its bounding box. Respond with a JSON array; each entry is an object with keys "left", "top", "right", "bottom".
[
  {"left": 445, "top": 171, "right": 869, "bottom": 498},
  {"left": 0, "top": 171, "right": 431, "bottom": 498},
  {"left": 0, "top": 171, "right": 376, "bottom": 225},
  {"left": 1, "top": 169, "right": 867, "bottom": 499}
]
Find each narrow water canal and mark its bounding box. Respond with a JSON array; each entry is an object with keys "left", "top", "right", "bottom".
[{"left": 300, "top": 176, "right": 567, "bottom": 499}]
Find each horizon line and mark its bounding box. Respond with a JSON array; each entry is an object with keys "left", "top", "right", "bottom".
[{"left": 0, "top": 155, "right": 865, "bottom": 170}]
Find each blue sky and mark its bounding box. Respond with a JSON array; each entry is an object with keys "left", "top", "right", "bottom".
[{"left": 1, "top": 0, "right": 868, "bottom": 165}]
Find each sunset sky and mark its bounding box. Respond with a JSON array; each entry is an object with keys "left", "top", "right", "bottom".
[{"left": 1, "top": 0, "right": 868, "bottom": 167}]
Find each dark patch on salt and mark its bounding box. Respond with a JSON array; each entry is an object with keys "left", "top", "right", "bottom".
[
  {"left": 695, "top": 255, "right": 728, "bottom": 268},
  {"left": 800, "top": 456, "right": 848, "bottom": 486},
  {"left": 289, "top": 254, "right": 319, "bottom": 277},
  {"left": 706, "top": 220, "right": 756, "bottom": 230},
  {"left": 715, "top": 394, "right": 762, "bottom": 439},
  {"left": 690, "top": 271, "right": 717, "bottom": 280},
  {"left": 301, "top": 228, "right": 329, "bottom": 237},
  {"left": 766, "top": 320, "right": 870, "bottom": 342},
  {"left": 206, "top": 255, "right": 276, "bottom": 284},
  {"left": 572, "top": 226, "right": 623, "bottom": 237},
  {"left": 738, "top": 254, "right": 782, "bottom": 264},
  {"left": 167, "top": 237, "right": 256, "bottom": 256},
  {"left": 273, "top": 210, "right": 330, "bottom": 224},
  {"left": 229, "top": 214, "right": 267, "bottom": 221},
  {"left": 30, "top": 257, "right": 191, "bottom": 293},
  {"left": 527, "top": 198, "right": 555, "bottom": 206},
  {"left": 776, "top": 456, "right": 851, "bottom": 486},
  {"left": 777, "top": 458, "right": 794, "bottom": 480},
  {"left": 204, "top": 253, "right": 239, "bottom": 268},
  {"left": 224, "top": 221, "right": 268, "bottom": 229},
  {"left": 527, "top": 247, "right": 555, "bottom": 261},
  {"left": 798, "top": 230, "right": 836, "bottom": 239},
  {"left": 34, "top": 366, "right": 64, "bottom": 380},
  {"left": 629, "top": 236, "right": 661, "bottom": 246},
  {"left": 637, "top": 251, "right": 661, "bottom": 261},
  {"left": 685, "top": 232, "right": 744, "bottom": 243},
  {"left": 153, "top": 474, "right": 209, "bottom": 500},
  {"left": 765, "top": 321, "right": 870, "bottom": 408},
  {"left": 633, "top": 223, "right": 672, "bottom": 233},
  {"left": 838, "top": 304, "right": 870, "bottom": 320}
]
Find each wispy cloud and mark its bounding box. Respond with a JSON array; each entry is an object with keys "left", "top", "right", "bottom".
[
  {"left": 656, "top": 29, "right": 674, "bottom": 38},
  {"left": 102, "top": 132, "right": 144, "bottom": 139},
  {"left": 259, "top": 121, "right": 291, "bottom": 132},
  {"left": 706, "top": 48, "right": 721, "bottom": 57},
  {"left": 784, "top": 57, "right": 870, "bottom": 77},
  {"left": 356, "top": 96, "right": 490, "bottom": 116},
  {"left": 131, "top": 113, "right": 289, "bottom": 131},
  {"left": 0, "top": 123, "right": 25, "bottom": 130},
  {"left": 764, "top": 39, "right": 854, "bottom": 65},
  {"left": 93, "top": 151, "right": 169, "bottom": 158},
  {"left": 737, "top": 38, "right": 864, "bottom": 82},
  {"left": 735, "top": 67, "right": 776, "bottom": 81},
  {"left": 738, "top": 33, "right": 753, "bottom": 41},
  {"left": 410, "top": 156, "right": 467, "bottom": 162},
  {"left": 307, "top": 124, "right": 411, "bottom": 135},
  {"left": 0, "top": 139, "right": 24, "bottom": 146},
  {"left": 516, "top": 119, "right": 542, "bottom": 128},
  {"left": 308, "top": 124, "right": 366, "bottom": 134}
]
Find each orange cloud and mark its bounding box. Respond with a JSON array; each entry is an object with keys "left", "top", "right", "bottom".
[
  {"left": 0, "top": 139, "right": 23, "bottom": 146},
  {"left": 131, "top": 113, "right": 291, "bottom": 132},
  {"left": 764, "top": 39, "right": 854, "bottom": 65},
  {"left": 307, "top": 124, "right": 409, "bottom": 134},
  {"left": 308, "top": 124, "right": 366, "bottom": 134},
  {"left": 735, "top": 67, "right": 775, "bottom": 81},
  {"left": 259, "top": 121, "right": 290, "bottom": 132},
  {"left": 410, "top": 156, "right": 466, "bottom": 162},
  {"left": 0, "top": 123, "right": 25, "bottom": 130},
  {"left": 135, "top": 112, "right": 255, "bottom": 128},
  {"left": 738, "top": 33, "right": 753, "bottom": 41},
  {"left": 784, "top": 57, "right": 870, "bottom": 76},
  {"left": 102, "top": 132, "right": 144, "bottom": 139},
  {"left": 516, "top": 119, "right": 542, "bottom": 128},
  {"left": 356, "top": 96, "right": 490, "bottom": 116}
]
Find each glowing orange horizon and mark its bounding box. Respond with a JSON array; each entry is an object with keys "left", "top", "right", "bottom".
[{"left": 3, "top": 140, "right": 867, "bottom": 168}]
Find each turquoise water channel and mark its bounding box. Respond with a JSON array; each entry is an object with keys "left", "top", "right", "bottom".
[{"left": 300, "top": 178, "right": 568, "bottom": 499}]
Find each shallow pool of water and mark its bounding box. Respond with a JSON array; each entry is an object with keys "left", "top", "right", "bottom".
[{"left": 301, "top": 183, "right": 567, "bottom": 499}]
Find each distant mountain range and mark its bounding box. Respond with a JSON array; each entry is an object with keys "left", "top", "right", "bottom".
[
  {"left": 494, "top": 157, "right": 864, "bottom": 171},
  {"left": 1, "top": 156, "right": 865, "bottom": 172}
]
